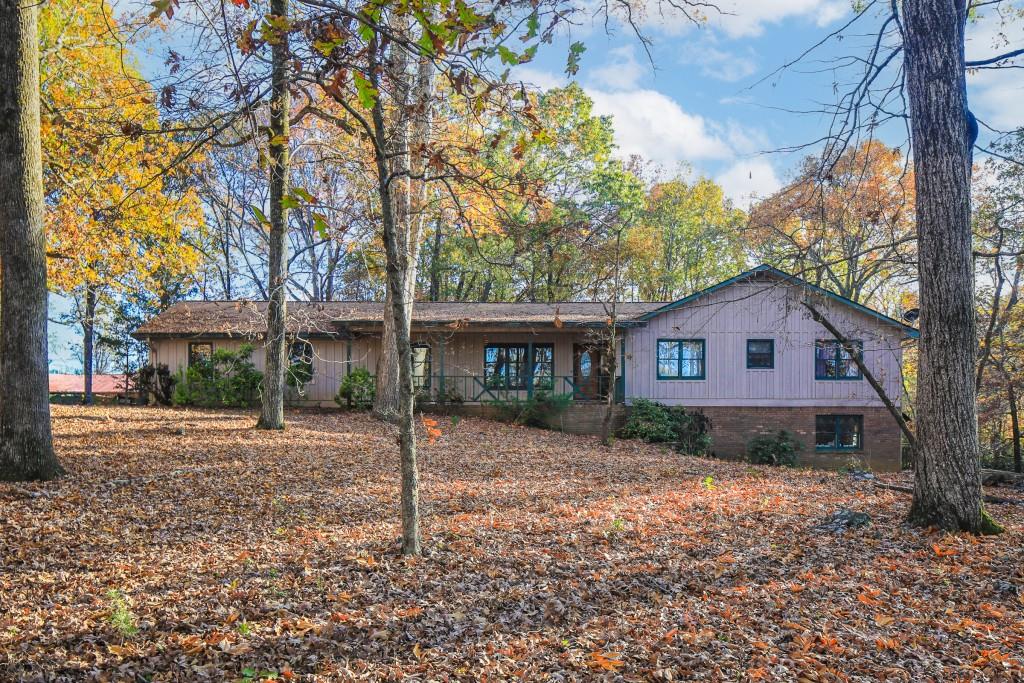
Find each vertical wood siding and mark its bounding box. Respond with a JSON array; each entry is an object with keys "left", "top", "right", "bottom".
[
  {"left": 622, "top": 282, "right": 906, "bottom": 407},
  {"left": 149, "top": 330, "right": 608, "bottom": 405}
]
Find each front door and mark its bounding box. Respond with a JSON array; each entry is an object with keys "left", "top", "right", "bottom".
[{"left": 572, "top": 344, "right": 604, "bottom": 400}]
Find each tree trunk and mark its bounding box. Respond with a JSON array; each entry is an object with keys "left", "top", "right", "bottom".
[
  {"left": 1009, "top": 382, "right": 1021, "bottom": 474},
  {"left": 368, "top": 31, "right": 422, "bottom": 555},
  {"left": 0, "top": 0, "right": 63, "bottom": 481},
  {"left": 373, "top": 29, "right": 434, "bottom": 421},
  {"left": 256, "top": 0, "right": 290, "bottom": 430},
  {"left": 83, "top": 286, "right": 96, "bottom": 406},
  {"left": 903, "top": 0, "right": 991, "bottom": 532}
]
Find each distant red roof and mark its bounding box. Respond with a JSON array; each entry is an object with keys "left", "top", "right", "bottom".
[{"left": 49, "top": 374, "right": 133, "bottom": 394}]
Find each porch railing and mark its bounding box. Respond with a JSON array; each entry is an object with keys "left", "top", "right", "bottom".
[{"left": 409, "top": 374, "right": 623, "bottom": 403}]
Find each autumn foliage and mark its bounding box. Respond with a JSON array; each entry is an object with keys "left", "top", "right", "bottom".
[{"left": 2, "top": 407, "right": 1021, "bottom": 679}]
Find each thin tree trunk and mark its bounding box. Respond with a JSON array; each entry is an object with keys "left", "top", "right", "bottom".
[
  {"left": 1009, "top": 382, "right": 1021, "bottom": 474},
  {"left": 83, "top": 286, "right": 96, "bottom": 406},
  {"left": 601, "top": 231, "right": 623, "bottom": 446},
  {"left": 257, "top": 0, "right": 290, "bottom": 430},
  {"left": 373, "top": 27, "right": 434, "bottom": 421},
  {"left": 903, "top": 0, "right": 991, "bottom": 532},
  {"left": 368, "top": 32, "right": 420, "bottom": 555},
  {"left": 0, "top": 0, "right": 62, "bottom": 481}
]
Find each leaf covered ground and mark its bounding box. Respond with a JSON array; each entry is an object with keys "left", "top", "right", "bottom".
[{"left": 2, "top": 406, "right": 1023, "bottom": 682}]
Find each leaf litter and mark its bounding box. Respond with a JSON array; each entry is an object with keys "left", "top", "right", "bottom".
[{"left": 1, "top": 405, "right": 1022, "bottom": 681}]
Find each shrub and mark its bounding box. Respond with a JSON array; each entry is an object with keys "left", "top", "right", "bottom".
[
  {"left": 335, "top": 368, "right": 375, "bottom": 409},
  {"left": 172, "top": 344, "right": 263, "bottom": 408},
  {"left": 136, "top": 363, "right": 176, "bottom": 405},
  {"left": 490, "top": 391, "right": 572, "bottom": 428},
  {"left": 619, "top": 399, "right": 713, "bottom": 455},
  {"left": 747, "top": 430, "right": 802, "bottom": 467}
]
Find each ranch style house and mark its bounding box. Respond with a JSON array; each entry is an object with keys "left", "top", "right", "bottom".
[{"left": 133, "top": 265, "right": 918, "bottom": 471}]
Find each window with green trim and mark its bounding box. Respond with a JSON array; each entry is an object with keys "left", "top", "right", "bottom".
[
  {"left": 815, "top": 339, "right": 863, "bottom": 379},
  {"left": 484, "top": 344, "right": 553, "bottom": 389},
  {"left": 657, "top": 339, "right": 705, "bottom": 379},
  {"left": 531, "top": 344, "right": 554, "bottom": 390},
  {"left": 815, "top": 414, "right": 863, "bottom": 450},
  {"left": 746, "top": 339, "right": 774, "bottom": 369}
]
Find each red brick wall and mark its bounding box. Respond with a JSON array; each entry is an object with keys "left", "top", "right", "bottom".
[{"left": 692, "top": 406, "right": 903, "bottom": 472}]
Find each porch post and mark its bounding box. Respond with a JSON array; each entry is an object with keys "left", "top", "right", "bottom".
[
  {"left": 346, "top": 338, "right": 352, "bottom": 376},
  {"left": 526, "top": 341, "right": 534, "bottom": 399},
  {"left": 618, "top": 336, "right": 626, "bottom": 403},
  {"left": 438, "top": 336, "right": 446, "bottom": 399}
]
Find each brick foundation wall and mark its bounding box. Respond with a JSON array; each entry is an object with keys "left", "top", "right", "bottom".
[
  {"left": 692, "top": 405, "right": 902, "bottom": 472},
  {"left": 436, "top": 403, "right": 628, "bottom": 436}
]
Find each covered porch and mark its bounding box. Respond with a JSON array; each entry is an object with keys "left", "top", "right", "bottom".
[{"left": 343, "top": 328, "right": 626, "bottom": 404}]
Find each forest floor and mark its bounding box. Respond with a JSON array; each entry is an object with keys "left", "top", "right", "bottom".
[{"left": 1, "top": 406, "right": 1023, "bottom": 682}]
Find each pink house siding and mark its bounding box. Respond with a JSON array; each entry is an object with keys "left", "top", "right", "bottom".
[{"left": 621, "top": 281, "right": 906, "bottom": 408}]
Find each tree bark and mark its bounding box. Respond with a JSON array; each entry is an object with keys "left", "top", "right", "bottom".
[
  {"left": 903, "top": 0, "right": 991, "bottom": 532},
  {"left": 368, "top": 31, "right": 422, "bottom": 555},
  {"left": 256, "top": 0, "right": 290, "bottom": 430},
  {"left": 373, "top": 29, "right": 434, "bottom": 421},
  {"left": 83, "top": 286, "right": 96, "bottom": 406},
  {"left": 0, "top": 0, "right": 63, "bottom": 481},
  {"left": 1009, "top": 382, "right": 1021, "bottom": 474}
]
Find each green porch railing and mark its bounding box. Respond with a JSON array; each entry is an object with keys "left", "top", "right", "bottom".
[{"left": 346, "top": 373, "right": 623, "bottom": 403}]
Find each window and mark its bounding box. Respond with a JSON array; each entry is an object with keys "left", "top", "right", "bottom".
[
  {"left": 484, "top": 344, "right": 553, "bottom": 390},
  {"left": 532, "top": 344, "right": 554, "bottom": 390},
  {"left": 657, "top": 339, "right": 705, "bottom": 380},
  {"left": 815, "top": 339, "right": 863, "bottom": 380},
  {"left": 412, "top": 344, "right": 431, "bottom": 389},
  {"left": 746, "top": 339, "right": 774, "bottom": 369},
  {"left": 816, "top": 414, "right": 863, "bottom": 450},
  {"left": 188, "top": 342, "right": 213, "bottom": 367},
  {"left": 287, "top": 339, "right": 314, "bottom": 386}
]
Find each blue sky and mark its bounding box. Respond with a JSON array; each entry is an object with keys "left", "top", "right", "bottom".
[
  {"left": 48, "top": 0, "right": 1022, "bottom": 372},
  {"left": 511, "top": 0, "right": 1022, "bottom": 206}
]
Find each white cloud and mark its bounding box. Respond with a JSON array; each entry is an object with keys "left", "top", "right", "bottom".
[
  {"left": 679, "top": 43, "right": 759, "bottom": 82},
  {"left": 715, "top": 159, "right": 782, "bottom": 208},
  {"left": 590, "top": 45, "right": 645, "bottom": 90},
  {"left": 510, "top": 66, "right": 567, "bottom": 92},
  {"left": 965, "top": 10, "right": 1024, "bottom": 133},
  {"left": 682, "top": 0, "right": 851, "bottom": 38},
  {"left": 586, "top": 88, "right": 734, "bottom": 164}
]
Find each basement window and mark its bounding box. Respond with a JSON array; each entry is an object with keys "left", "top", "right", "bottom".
[{"left": 816, "top": 414, "right": 863, "bottom": 450}]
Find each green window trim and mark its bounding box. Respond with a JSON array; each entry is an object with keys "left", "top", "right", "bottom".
[
  {"left": 484, "top": 343, "right": 554, "bottom": 390},
  {"left": 746, "top": 339, "right": 775, "bottom": 369},
  {"left": 815, "top": 414, "right": 864, "bottom": 451},
  {"left": 814, "top": 339, "right": 863, "bottom": 380},
  {"left": 656, "top": 338, "right": 706, "bottom": 380}
]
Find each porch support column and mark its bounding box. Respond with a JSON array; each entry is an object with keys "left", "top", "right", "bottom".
[
  {"left": 526, "top": 341, "right": 534, "bottom": 399},
  {"left": 438, "top": 336, "right": 446, "bottom": 399},
  {"left": 618, "top": 335, "right": 626, "bottom": 403}
]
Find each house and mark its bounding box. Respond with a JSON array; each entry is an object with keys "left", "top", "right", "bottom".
[{"left": 132, "top": 265, "right": 917, "bottom": 471}]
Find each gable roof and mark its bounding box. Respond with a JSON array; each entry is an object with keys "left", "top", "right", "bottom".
[
  {"left": 638, "top": 264, "right": 920, "bottom": 338},
  {"left": 132, "top": 300, "right": 665, "bottom": 338}
]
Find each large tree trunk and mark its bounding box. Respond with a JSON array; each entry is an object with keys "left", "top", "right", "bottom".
[
  {"left": 256, "top": 0, "right": 290, "bottom": 430},
  {"left": 0, "top": 0, "right": 63, "bottom": 481},
  {"left": 82, "top": 286, "right": 95, "bottom": 406},
  {"left": 903, "top": 0, "right": 991, "bottom": 532}
]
